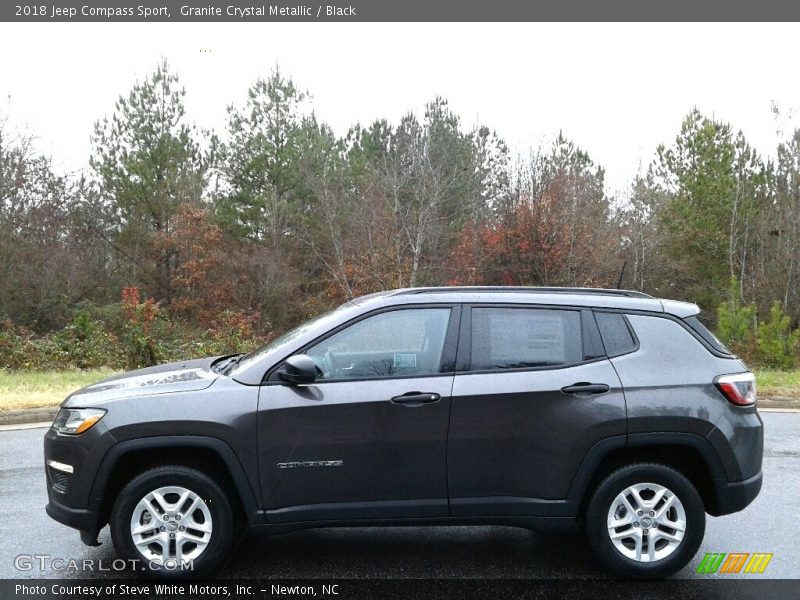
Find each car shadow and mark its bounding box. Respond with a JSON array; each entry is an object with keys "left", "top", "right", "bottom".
[{"left": 225, "top": 526, "right": 606, "bottom": 579}]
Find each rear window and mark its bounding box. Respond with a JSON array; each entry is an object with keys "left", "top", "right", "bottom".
[
  {"left": 683, "top": 315, "right": 732, "bottom": 355},
  {"left": 594, "top": 312, "right": 637, "bottom": 356},
  {"left": 470, "top": 307, "right": 583, "bottom": 370}
]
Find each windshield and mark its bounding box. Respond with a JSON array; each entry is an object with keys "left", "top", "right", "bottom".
[
  {"left": 224, "top": 291, "right": 394, "bottom": 378},
  {"left": 226, "top": 307, "right": 343, "bottom": 375}
]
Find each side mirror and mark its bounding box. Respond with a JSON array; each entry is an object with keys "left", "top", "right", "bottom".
[{"left": 280, "top": 354, "right": 317, "bottom": 384}]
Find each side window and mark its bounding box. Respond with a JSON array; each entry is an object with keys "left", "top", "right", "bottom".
[
  {"left": 470, "top": 308, "right": 583, "bottom": 370},
  {"left": 594, "top": 311, "right": 637, "bottom": 356},
  {"left": 306, "top": 308, "right": 451, "bottom": 380}
]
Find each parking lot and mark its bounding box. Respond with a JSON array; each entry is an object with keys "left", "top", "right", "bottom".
[{"left": 1, "top": 412, "right": 797, "bottom": 579}]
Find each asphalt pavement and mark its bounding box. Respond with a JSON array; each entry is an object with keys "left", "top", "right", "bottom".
[{"left": 0, "top": 412, "right": 797, "bottom": 580}]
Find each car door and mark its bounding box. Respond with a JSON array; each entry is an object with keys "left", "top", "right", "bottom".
[
  {"left": 447, "top": 304, "right": 626, "bottom": 517},
  {"left": 258, "top": 305, "right": 459, "bottom": 523}
]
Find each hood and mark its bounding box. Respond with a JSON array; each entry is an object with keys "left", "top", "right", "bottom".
[{"left": 64, "top": 356, "right": 222, "bottom": 407}]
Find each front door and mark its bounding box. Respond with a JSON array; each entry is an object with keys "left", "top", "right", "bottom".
[{"left": 258, "top": 305, "right": 458, "bottom": 523}]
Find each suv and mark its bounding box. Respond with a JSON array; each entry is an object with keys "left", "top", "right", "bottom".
[{"left": 44, "top": 287, "right": 763, "bottom": 578}]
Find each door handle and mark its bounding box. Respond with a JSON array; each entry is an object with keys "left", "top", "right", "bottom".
[
  {"left": 390, "top": 392, "right": 441, "bottom": 406},
  {"left": 560, "top": 382, "right": 610, "bottom": 396}
]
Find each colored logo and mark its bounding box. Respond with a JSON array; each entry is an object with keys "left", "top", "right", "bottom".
[{"left": 696, "top": 552, "right": 773, "bottom": 574}]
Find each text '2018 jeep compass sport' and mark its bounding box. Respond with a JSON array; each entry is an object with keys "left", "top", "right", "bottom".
[{"left": 44, "top": 287, "right": 763, "bottom": 578}]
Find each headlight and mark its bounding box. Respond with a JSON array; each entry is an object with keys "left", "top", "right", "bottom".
[{"left": 52, "top": 408, "right": 106, "bottom": 435}]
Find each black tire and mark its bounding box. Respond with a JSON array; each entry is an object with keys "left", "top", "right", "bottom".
[
  {"left": 110, "top": 465, "right": 237, "bottom": 578},
  {"left": 585, "top": 463, "right": 705, "bottom": 579}
]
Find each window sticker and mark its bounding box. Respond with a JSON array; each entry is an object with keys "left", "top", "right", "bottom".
[{"left": 393, "top": 353, "right": 417, "bottom": 368}]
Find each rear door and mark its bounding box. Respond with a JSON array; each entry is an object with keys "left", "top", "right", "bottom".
[{"left": 447, "top": 304, "right": 626, "bottom": 517}]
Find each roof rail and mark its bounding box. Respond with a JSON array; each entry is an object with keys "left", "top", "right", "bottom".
[{"left": 392, "top": 286, "right": 654, "bottom": 299}]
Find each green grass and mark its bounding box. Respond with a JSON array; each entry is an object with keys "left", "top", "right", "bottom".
[
  {"left": 755, "top": 369, "right": 800, "bottom": 398},
  {"left": 0, "top": 369, "right": 119, "bottom": 411},
  {"left": 0, "top": 367, "right": 798, "bottom": 413}
]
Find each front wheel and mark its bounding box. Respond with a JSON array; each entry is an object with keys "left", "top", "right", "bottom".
[
  {"left": 110, "top": 465, "right": 237, "bottom": 578},
  {"left": 585, "top": 463, "right": 705, "bottom": 579}
]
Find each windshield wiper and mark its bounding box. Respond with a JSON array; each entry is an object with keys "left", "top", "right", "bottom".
[{"left": 212, "top": 353, "right": 244, "bottom": 375}]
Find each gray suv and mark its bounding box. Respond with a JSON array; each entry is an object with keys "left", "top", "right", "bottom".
[{"left": 44, "top": 287, "right": 763, "bottom": 579}]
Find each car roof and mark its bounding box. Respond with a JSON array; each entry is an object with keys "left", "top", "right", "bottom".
[
  {"left": 392, "top": 286, "right": 654, "bottom": 299},
  {"left": 352, "top": 286, "right": 699, "bottom": 317}
]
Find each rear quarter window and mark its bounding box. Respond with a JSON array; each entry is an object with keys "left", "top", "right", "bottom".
[
  {"left": 594, "top": 311, "right": 637, "bottom": 356},
  {"left": 683, "top": 315, "right": 732, "bottom": 356}
]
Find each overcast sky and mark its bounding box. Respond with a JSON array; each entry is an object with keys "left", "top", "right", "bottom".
[{"left": 1, "top": 22, "right": 798, "bottom": 196}]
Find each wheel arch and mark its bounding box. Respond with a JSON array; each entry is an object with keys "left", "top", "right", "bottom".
[
  {"left": 568, "top": 433, "right": 727, "bottom": 518},
  {"left": 89, "top": 436, "right": 261, "bottom": 537}
]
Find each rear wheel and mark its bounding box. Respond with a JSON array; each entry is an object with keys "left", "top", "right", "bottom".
[
  {"left": 585, "top": 463, "right": 705, "bottom": 579},
  {"left": 110, "top": 465, "right": 236, "bottom": 577}
]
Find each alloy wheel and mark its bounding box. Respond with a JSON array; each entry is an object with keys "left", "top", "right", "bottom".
[
  {"left": 129, "top": 485, "right": 213, "bottom": 567},
  {"left": 606, "top": 482, "right": 686, "bottom": 563}
]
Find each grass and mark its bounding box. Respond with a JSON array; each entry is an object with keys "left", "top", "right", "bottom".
[
  {"left": 755, "top": 369, "right": 800, "bottom": 398},
  {"left": 0, "top": 369, "right": 119, "bottom": 411},
  {"left": 0, "top": 367, "right": 798, "bottom": 412}
]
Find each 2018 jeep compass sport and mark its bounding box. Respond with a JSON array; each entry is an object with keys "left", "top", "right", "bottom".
[{"left": 44, "top": 287, "right": 763, "bottom": 578}]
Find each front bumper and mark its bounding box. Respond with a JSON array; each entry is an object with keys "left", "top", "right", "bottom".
[
  {"left": 45, "top": 497, "right": 103, "bottom": 545},
  {"left": 43, "top": 422, "right": 115, "bottom": 544}
]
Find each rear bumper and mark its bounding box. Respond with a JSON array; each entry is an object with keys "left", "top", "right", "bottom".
[{"left": 710, "top": 470, "right": 762, "bottom": 516}]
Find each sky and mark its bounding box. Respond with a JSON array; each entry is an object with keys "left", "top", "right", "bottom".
[{"left": 1, "top": 22, "right": 799, "bottom": 196}]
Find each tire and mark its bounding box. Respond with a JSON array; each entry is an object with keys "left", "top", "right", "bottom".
[
  {"left": 585, "top": 463, "right": 705, "bottom": 579},
  {"left": 110, "top": 465, "right": 237, "bottom": 578}
]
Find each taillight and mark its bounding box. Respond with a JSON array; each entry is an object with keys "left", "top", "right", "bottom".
[{"left": 714, "top": 372, "right": 757, "bottom": 406}]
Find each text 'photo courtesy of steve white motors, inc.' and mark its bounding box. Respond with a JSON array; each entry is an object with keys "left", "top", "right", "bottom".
[
  {"left": 1, "top": 1, "right": 800, "bottom": 599},
  {"left": 13, "top": 582, "right": 350, "bottom": 597}
]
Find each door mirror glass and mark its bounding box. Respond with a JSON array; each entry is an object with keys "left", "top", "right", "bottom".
[{"left": 280, "top": 354, "right": 317, "bottom": 384}]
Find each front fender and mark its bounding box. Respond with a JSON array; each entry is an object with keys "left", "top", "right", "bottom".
[{"left": 88, "top": 436, "right": 261, "bottom": 533}]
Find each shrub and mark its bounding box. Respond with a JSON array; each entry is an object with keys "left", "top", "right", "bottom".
[
  {"left": 206, "top": 310, "right": 261, "bottom": 354},
  {"left": 117, "top": 287, "right": 165, "bottom": 369},
  {"left": 716, "top": 278, "right": 757, "bottom": 361},
  {"left": 51, "top": 312, "right": 120, "bottom": 369},
  {"left": 0, "top": 321, "right": 40, "bottom": 369},
  {"left": 756, "top": 302, "right": 800, "bottom": 370},
  {"left": 0, "top": 287, "right": 270, "bottom": 371}
]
